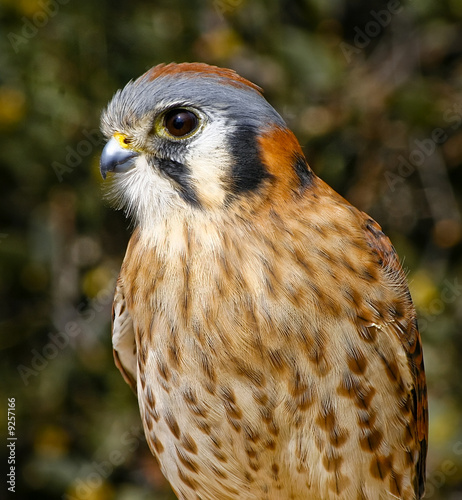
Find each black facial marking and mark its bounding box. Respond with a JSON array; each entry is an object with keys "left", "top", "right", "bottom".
[
  {"left": 293, "top": 152, "right": 313, "bottom": 188},
  {"left": 155, "top": 157, "right": 201, "bottom": 207},
  {"left": 228, "top": 126, "right": 272, "bottom": 193}
]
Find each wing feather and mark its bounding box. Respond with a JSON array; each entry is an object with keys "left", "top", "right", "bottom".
[
  {"left": 363, "top": 215, "right": 428, "bottom": 498},
  {"left": 112, "top": 276, "right": 137, "bottom": 392}
]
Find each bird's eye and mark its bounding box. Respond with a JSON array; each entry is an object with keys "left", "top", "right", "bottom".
[{"left": 164, "top": 109, "right": 199, "bottom": 138}]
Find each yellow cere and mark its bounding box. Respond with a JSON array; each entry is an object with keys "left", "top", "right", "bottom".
[{"left": 114, "top": 132, "right": 131, "bottom": 149}]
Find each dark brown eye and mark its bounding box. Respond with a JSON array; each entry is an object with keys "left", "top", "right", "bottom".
[{"left": 164, "top": 109, "right": 199, "bottom": 137}]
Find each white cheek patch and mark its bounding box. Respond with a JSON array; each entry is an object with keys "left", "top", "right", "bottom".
[
  {"left": 185, "top": 118, "right": 233, "bottom": 209},
  {"left": 106, "top": 155, "right": 184, "bottom": 228}
]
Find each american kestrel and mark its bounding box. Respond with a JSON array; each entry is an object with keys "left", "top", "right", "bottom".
[{"left": 100, "top": 63, "right": 427, "bottom": 500}]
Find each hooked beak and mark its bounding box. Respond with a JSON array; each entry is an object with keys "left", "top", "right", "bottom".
[{"left": 100, "top": 137, "right": 139, "bottom": 179}]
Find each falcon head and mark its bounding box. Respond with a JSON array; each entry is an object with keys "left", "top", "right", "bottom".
[{"left": 100, "top": 63, "right": 313, "bottom": 226}]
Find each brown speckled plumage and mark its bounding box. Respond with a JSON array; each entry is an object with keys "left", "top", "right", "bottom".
[{"left": 101, "top": 62, "right": 427, "bottom": 499}]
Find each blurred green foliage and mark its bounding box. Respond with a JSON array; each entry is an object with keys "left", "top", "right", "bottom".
[{"left": 0, "top": 0, "right": 461, "bottom": 498}]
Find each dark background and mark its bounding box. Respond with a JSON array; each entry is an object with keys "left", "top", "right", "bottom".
[{"left": 1, "top": 0, "right": 461, "bottom": 499}]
